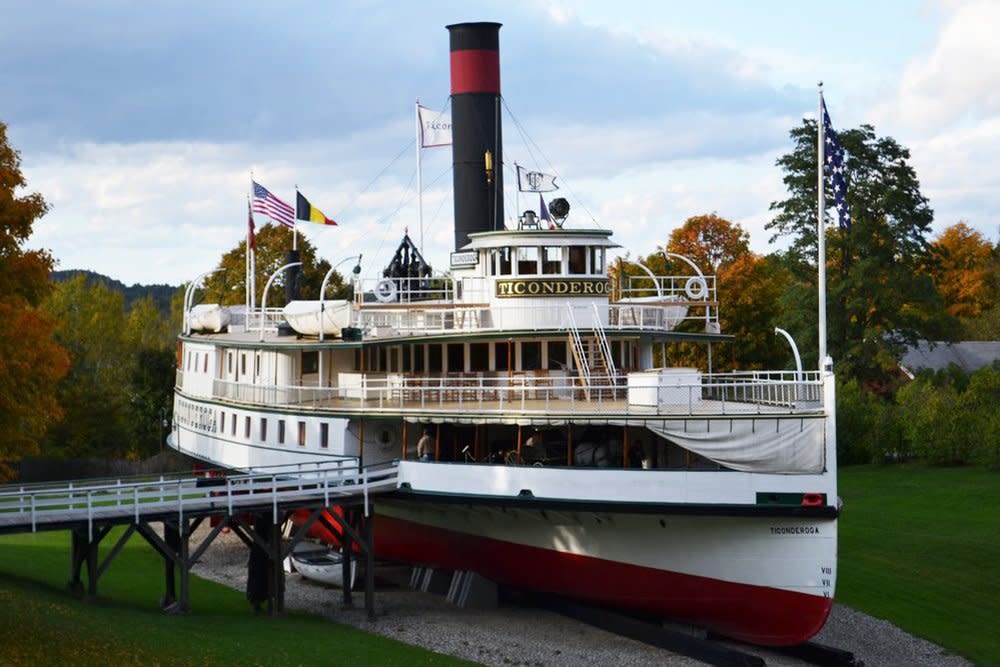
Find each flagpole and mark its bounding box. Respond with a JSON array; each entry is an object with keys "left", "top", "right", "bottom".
[
  {"left": 416, "top": 99, "right": 424, "bottom": 253},
  {"left": 514, "top": 161, "right": 519, "bottom": 225},
  {"left": 817, "top": 81, "right": 828, "bottom": 371}
]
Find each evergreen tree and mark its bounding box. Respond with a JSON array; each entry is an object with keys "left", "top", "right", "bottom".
[{"left": 768, "top": 119, "right": 957, "bottom": 384}]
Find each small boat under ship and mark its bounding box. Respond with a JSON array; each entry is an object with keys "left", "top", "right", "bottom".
[{"left": 170, "top": 22, "right": 838, "bottom": 646}]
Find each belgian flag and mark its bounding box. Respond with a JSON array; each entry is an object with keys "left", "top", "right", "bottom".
[{"left": 295, "top": 191, "right": 337, "bottom": 226}]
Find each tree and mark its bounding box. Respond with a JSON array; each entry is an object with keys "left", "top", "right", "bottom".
[
  {"left": 43, "top": 276, "right": 131, "bottom": 459},
  {"left": 928, "top": 221, "right": 997, "bottom": 320},
  {"left": 201, "top": 223, "right": 347, "bottom": 306},
  {"left": 0, "top": 121, "right": 69, "bottom": 480},
  {"left": 768, "top": 119, "right": 956, "bottom": 383},
  {"left": 666, "top": 213, "right": 750, "bottom": 273}
]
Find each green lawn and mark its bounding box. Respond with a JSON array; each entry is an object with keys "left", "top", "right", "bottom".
[
  {"left": 838, "top": 464, "right": 999, "bottom": 666},
  {"left": 0, "top": 528, "right": 470, "bottom": 666}
]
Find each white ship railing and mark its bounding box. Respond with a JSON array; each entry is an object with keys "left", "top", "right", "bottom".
[
  {"left": 0, "top": 460, "right": 398, "bottom": 534},
  {"left": 206, "top": 370, "right": 823, "bottom": 417}
]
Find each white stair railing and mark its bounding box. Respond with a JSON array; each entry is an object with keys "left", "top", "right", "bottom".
[
  {"left": 565, "top": 305, "right": 591, "bottom": 391},
  {"left": 592, "top": 302, "right": 617, "bottom": 381}
]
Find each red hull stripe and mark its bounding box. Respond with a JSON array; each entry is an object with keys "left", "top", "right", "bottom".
[
  {"left": 450, "top": 50, "right": 500, "bottom": 95},
  {"left": 374, "top": 514, "right": 833, "bottom": 647}
]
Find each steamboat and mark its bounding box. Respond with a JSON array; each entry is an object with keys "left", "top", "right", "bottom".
[{"left": 170, "top": 22, "right": 838, "bottom": 646}]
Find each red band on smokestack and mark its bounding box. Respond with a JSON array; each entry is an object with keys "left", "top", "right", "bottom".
[{"left": 450, "top": 50, "right": 500, "bottom": 95}]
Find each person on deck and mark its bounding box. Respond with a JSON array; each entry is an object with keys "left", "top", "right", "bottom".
[{"left": 417, "top": 428, "right": 434, "bottom": 462}]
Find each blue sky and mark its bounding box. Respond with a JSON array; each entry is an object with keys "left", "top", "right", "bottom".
[{"left": 2, "top": 0, "right": 997, "bottom": 285}]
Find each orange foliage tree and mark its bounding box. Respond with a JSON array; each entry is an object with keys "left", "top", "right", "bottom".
[
  {"left": 0, "top": 121, "right": 69, "bottom": 480},
  {"left": 929, "top": 221, "right": 997, "bottom": 319}
]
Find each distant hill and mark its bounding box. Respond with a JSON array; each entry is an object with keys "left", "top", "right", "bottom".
[{"left": 51, "top": 270, "right": 179, "bottom": 315}]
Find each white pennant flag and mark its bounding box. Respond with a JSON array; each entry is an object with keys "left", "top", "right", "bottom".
[
  {"left": 516, "top": 165, "right": 559, "bottom": 192},
  {"left": 418, "top": 105, "right": 452, "bottom": 148}
]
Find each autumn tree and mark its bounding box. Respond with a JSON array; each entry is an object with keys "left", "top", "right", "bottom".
[
  {"left": 666, "top": 213, "right": 750, "bottom": 273},
  {"left": 201, "top": 223, "right": 347, "bottom": 306},
  {"left": 928, "top": 221, "right": 997, "bottom": 320},
  {"left": 0, "top": 121, "right": 70, "bottom": 480},
  {"left": 768, "top": 119, "right": 956, "bottom": 384}
]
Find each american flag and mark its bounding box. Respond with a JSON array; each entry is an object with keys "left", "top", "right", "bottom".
[
  {"left": 251, "top": 181, "right": 295, "bottom": 228},
  {"left": 822, "top": 99, "right": 851, "bottom": 231}
]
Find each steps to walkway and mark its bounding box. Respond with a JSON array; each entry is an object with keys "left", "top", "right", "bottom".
[{"left": 0, "top": 460, "right": 398, "bottom": 535}]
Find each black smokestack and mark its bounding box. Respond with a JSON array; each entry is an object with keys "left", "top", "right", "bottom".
[{"left": 447, "top": 22, "right": 503, "bottom": 251}]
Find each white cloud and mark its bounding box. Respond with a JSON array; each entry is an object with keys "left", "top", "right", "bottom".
[{"left": 872, "top": 1, "right": 1000, "bottom": 132}]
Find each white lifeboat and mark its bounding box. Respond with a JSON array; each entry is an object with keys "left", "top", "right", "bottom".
[
  {"left": 188, "top": 304, "right": 231, "bottom": 333},
  {"left": 283, "top": 300, "right": 352, "bottom": 337}
]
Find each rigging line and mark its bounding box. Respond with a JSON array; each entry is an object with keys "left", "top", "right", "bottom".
[
  {"left": 363, "top": 164, "right": 453, "bottom": 281},
  {"left": 501, "top": 97, "right": 604, "bottom": 229},
  {"left": 334, "top": 139, "right": 415, "bottom": 220}
]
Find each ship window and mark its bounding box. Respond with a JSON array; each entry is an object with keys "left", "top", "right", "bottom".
[
  {"left": 244, "top": 416, "right": 251, "bottom": 439},
  {"left": 203, "top": 354, "right": 208, "bottom": 373},
  {"left": 241, "top": 354, "right": 247, "bottom": 376},
  {"left": 547, "top": 341, "right": 567, "bottom": 370},
  {"left": 402, "top": 345, "right": 411, "bottom": 371},
  {"left": 254, "top": 353, "right": 260, "bottom": 377},
  {"left": 278, "top": 420, "right": 286, "bottom": 444},
  {"left": 302, "top": 351, "right": 318, "bottom": 374},
  {"left": 469, "top": 343, "right": 489, "bottom": 372},
  {"left": 353, "top": 349, "right": 361, "bottom": 371},
  {"left": 517, "top": 246, "right": 539, "bottom": 275},
  {"left": 495, "top": 341, "right": 510, "bottom": 372},
  {"left": 447, "top": 343, "right": 464, "bottom": 372},
  {"left": 298, "top": 421, "right": 306, "bottom": 447},
  {"left": 495, "top": 247, "right": 512, "bottom": 275},
  {"left": 389, "top": 347, "right": 399, "bottom": 373},
  {"left": 521, "top": 342, "right": 541, "bottom": 370},
  {"left": 542, "top": 247, "right": 562, "bottom": 274},
  {"left": 378, "top": 347, "right": 387, "bottom": 372},
  {"left": 612, "top": 341, "right": 622, "bottom": 368},
  {"left": 320, "top": 423, "right": 329, "bottom": 449},
  {"left": 568, "top": 246, "right": 587, "bottom": 274},
  {"left": 591, "top": 247, "right": 605, "bottom": 275},
  {"left": 227, "top": 352, "right": 232, "bottom": 374},
  {"left": 428, "top": 344, "right": 442, "bottom": 373},
  {"left": 232, "top": 414, "right": 237, "bottom": 436},
  {"left": 413, "top": 344, "right": 425, "bottom": 372},
  {"left": 220, "top": 411, "right": 225, "bottom": 432},
  {"left": 260, "top": 418, "right": 268, "bottom": 442}
]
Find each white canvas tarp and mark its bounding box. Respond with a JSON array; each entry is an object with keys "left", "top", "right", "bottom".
[{"left": 644, "top": 417, "right": 825, "bottom": 474}]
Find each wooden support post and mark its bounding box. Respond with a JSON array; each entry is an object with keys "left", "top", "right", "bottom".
[
  {"left": 623, "top": 425, "right": 630, "bottom": 469},
  {"left": 270, "top": 517, "right": 285, "bottom": 616},
  {"left": 474, "top": 424, "right": 481, "bottom": 462},
  {"left": 178, "top": 519, "right": 190, "bottom": 613},
  {"left": 163, "top": 522, "right": 181, "bottom": 609},
  {"left": 85, "top": 534, "right": 99, "bottom": 599},
  {"left": 434, "top": 424, "right": 441, "bottom": 462},
  {"left": 69, "top": 527, "right": 86, "bottom": 595},
  {"left": 516, "top": 425, "right": 523, "bottom": 465},
  {"left": 364, "top": 511, "right": 375, "bottom": 621},
  {"left": 342, "top": 508, "right": 354, "bottom": 608},
  {"left": 401, "top": 420, "right": 409, "bottom": 460}
]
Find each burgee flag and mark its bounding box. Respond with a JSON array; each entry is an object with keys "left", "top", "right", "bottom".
[
  {"left": 418, "top": 105, "right": 452, "bottom": 148},
  {"left": 517, "top": 165, "right": 558, "bottom": 193},
  {"left": 296, "top": 192, "right": 337, "bottom": 226},
  {"left": 251, "top": 181, "right": 295, "bottom": 228},
  {"left": 822, "top": 100, "right": 851, "bottom": 231}
]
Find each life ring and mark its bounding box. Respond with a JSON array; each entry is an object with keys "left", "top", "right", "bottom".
[
  {"left": 375, "top": 279, "right": 397, "bottom": 303},
  {"left": 684, "top": 276, "right": 708, "bottom": 300}
]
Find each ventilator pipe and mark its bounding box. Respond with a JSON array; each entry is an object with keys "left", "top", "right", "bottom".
[
  {"left": 320, "top": 255, "right": 362, "bottom": 342},
  {"left": 774, "top": 327, "right": 804, "bottom": 381},
  {"left": 260, "top": 262, "right": 302, "bottom": 341}
]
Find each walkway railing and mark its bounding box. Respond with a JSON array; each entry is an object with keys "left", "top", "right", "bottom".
[
  {"left": 0, "top": 460, "right": 398, "bottom": 535},
  {"left": 204, "top": 370, "right": 823, "bottom": 417}
]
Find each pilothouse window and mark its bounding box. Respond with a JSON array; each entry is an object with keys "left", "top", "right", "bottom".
[
  {"left": 591, "top": 247, "right": 605, "bottom": 274},
  {"left": 542, "top": 247, "right": 561, "bottom": 274},
  {"left": 517, "top": 247, "right": 539, "bottom": 275},
  {"left": 568, "top": 246, "right": 587, "bottom": 274}
]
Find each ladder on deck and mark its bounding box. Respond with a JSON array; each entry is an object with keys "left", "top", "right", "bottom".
[{"left": 592, "top": 303, "right": 617, "bottom": 397}]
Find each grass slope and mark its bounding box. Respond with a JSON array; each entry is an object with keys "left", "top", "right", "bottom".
[
  {"left": 0, "top": 529, "right": 470, "bottom": 666},
  {"left": 838, "top": 465, "right": 999, "bottom": 666}
]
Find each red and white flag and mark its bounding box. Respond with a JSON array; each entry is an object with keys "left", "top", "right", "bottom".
[{"left": 251, "top": 180, "right": 294, "bottom": 228}]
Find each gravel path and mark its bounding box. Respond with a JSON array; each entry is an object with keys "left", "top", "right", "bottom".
[{"left": 190, "top": 526, "right": 970, "bottom": 666}]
